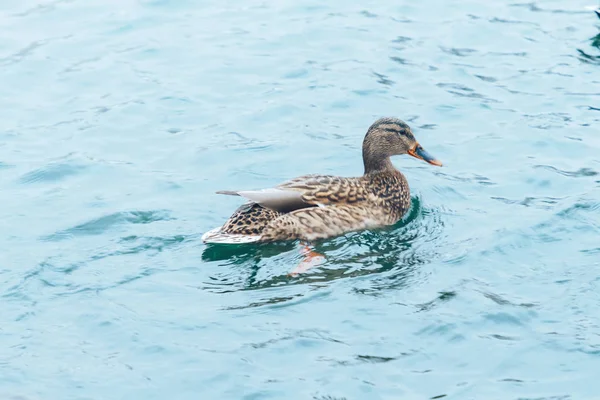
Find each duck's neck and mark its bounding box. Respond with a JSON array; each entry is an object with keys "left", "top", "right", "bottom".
[{"left": 363, "top": 155, "right": 396, "bottom": 175}]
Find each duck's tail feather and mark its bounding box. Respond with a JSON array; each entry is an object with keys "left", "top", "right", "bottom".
[
  {"left": 216, "top": 190, "right": 241, "bottom": 196},
  {"left": 201, "top": 227, "right": 263, "bottom": 244},
  {"left": 217, "top": 188, "right": 309, "bottom": 213}
]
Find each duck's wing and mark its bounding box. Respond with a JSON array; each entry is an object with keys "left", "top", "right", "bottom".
[
  {"left": 216, "top": 174, "right": 368, "bottom": 213},
  {"left": 261, "top": 204, "right": 387, "bottom": 242},
  {"left": 278, "top": 174, "right": 369, "bottom": 206}
]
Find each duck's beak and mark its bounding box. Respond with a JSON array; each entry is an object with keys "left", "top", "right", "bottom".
[{"left": 408, "top": 143, "right": 443, "bottom": 167}]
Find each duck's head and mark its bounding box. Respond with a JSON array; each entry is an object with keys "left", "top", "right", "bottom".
[{"left": 362, "top": 117, "right": 442, "bottom": 174}]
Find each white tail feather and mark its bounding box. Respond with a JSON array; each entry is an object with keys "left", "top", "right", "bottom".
[{"left": 201, "top": 227, "right": 263, "bottom": 244}]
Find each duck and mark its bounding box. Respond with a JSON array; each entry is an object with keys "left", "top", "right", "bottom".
[{"left": 202, "top": 117, "right": 442, "bottom": 246}]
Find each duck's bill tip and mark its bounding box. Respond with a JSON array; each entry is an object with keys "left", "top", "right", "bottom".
[{"left": 410, "top": 145, "right": 443, "bottom": 167}]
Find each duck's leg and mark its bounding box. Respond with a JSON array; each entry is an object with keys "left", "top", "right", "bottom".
[{"left": 289, "top": 241, "right": 326, "bottom": 276}]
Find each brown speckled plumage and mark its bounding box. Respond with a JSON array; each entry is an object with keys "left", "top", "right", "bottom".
[
  {"left": 220, "top": 202, "right": 283, "bottom": 235},
  {"left": 202, "top": 117, "right": 441, "bottom": 244}
]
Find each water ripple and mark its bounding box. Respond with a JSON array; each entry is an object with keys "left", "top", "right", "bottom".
[
  {"left": 439, "top": 47, "right": 477, "bottom": 57},
  {"left": 534, "top": 165, "right": 598, "bottom": 177},
  {"left": 492, "top": 196, "right": 563, "bottom": 210},
  {"left": 18, "top": 160, "right": 88, "bottom": 185},
  {"left": 41, "top": 210, "right": 173, "bottom": 241}
]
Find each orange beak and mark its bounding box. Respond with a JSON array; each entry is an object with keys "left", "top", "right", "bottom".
[{"left": 408, "top": 143, "right": 443, "bottom": 166}]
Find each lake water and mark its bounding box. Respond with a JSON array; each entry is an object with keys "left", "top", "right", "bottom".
[{"left": 1, "top": 1, "right": 600, "bottom": 399}]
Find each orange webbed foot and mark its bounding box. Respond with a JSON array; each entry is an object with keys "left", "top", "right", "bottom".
[{"left": 288, "top": 243, "right": 326, "bottom": 276}]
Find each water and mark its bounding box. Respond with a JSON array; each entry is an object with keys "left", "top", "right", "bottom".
[{"left": 1, "top": 0, "right": 600, "bottom": 399}]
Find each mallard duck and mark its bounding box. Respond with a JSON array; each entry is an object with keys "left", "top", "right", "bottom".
[{"left": 202, "top": 117, "right": 442, "bottom": 245}]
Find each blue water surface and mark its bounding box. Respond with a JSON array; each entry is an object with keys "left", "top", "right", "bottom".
[{"left": 1, "top": 0, "right": 600, "bottom": 399}]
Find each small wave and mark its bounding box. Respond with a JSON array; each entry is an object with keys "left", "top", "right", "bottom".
[
  {"left": 491, "top": 196, "right": 563, "bottom": 210},
  {"left": 18, "top": 162, "right": 88, "bottom": 185},
  {"left": 41, "top": 210, "right": 173, "bottom": 241},
  {"left": 533, "top": 165, "right": 598, "bottom": 177},
  {"left": 439, "top": 47, "right": 477, "bottom": 57}
]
